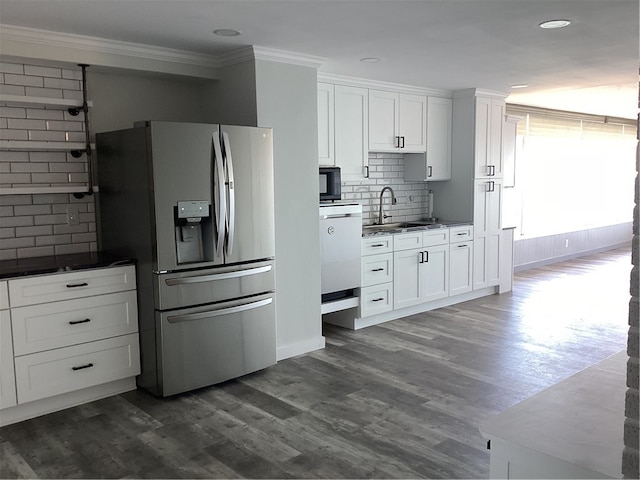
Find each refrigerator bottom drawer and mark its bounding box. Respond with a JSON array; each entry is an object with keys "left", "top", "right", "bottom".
[{"left": 156, "top": 293, "right": 276, "bottom": 396}]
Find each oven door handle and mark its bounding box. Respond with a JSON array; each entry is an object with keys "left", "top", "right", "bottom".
[
  {"left": 167, "top": 298, "right": 272, "bottom": 323},
  {"left": 164, "top": 265, "right": 272, "bottom": 286}
]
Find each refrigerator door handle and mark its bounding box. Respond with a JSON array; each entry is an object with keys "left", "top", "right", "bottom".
[
  {"left": 164, "top": 265, "right": 272, "bottom": 286},
  {"left": 222, "top": 131, "right": 236, "bottom": 257},
  {"left": 212, "top": 134, "right": 227, "bottom": 258},
  {"left": 167, "top": 297, "right": 273, "bottom": 323}
]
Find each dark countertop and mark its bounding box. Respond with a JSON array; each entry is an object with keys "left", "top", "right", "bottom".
[
  {"left": 362, "top": 220, "right": 472, "bottom": 237},
  {"left": 0, "top": 252, "right": 135, "bottom": 280}
]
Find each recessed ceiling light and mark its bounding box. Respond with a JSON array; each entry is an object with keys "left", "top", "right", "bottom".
[
  {"left": 511, "top": 84, "right": 529, "bottom": 89},
  {"left": 213, "top": 28, "right": 242, "bottom": 37},
  {"left": 360, "top": 57, "right": 381, "bottom": 63},
  {"left": 539, "top": 19, "right": 572, "bottom": 29}
]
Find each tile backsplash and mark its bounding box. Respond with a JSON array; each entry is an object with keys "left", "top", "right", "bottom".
[
  {"left": 342, "top": 153, "right": 432, "bottom": 225},
  {"left": 0, "top": 61, "right": 95, "bottom": 261}
]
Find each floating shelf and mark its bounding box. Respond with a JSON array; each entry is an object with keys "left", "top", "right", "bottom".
[
  {"left": 0, "top": 141, "right": 94, "bottom": 152},
  {"left": 0, "top": 94, "right": 92, "bottom": 110},
  {"left": 0, "top": 186, "right": 98, "bottom": 195}
]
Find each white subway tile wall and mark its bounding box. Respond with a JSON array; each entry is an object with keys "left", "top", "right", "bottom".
[
  {"left": 0, "top": 61, "right": 95, "bottom": 260},
  {"left": 344, "top": 153, "right": 432, "bottom": 225}
]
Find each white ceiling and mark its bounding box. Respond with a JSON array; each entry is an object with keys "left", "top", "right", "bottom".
[{"left": 0, "top": 0, "right": 637, "bottom": 119}]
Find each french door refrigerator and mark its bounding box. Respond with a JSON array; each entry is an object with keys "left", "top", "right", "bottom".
[{"left": 96, "top": 121, "right": 276, "bottom": 396}]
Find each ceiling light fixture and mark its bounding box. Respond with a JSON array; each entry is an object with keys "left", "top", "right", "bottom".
[
  {"left": 213, "top": 28, "right": 242, "bottom": 37},
  {"left": 511, "top": 84, "right": 529, "bottom": 89},
  {"left": 539, "top": 19, "right": 572, "bottom": 29},
  {"left": 360, "top": 57, "right": 381, "bottom": 63}
]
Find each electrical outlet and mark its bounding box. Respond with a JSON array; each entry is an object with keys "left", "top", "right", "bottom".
[{"left": 67, "top": 207, "right": 80, "bottom": 226}]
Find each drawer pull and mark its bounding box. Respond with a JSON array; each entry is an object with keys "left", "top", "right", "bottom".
[
  {"left": 456, "top": 233, "right": 467, "bottom": 236},
  {"left": 370, "top": 243, "right": 385, "bottom": 247},
  {"left": 371, "top": 297, "right": 385, "bottom": 302},
  {"left": 371, "top": 268, "right": 384, "bottom": 272},
  {"left": 69, "top": 318, "right": 91, "bottom": 325},
  {"left": 457, "top": 244, "right": 468, "bottom": 248},
  {"left": 66, "top": 282, "right": 89, "bottom": 288},
  {"left": 72, "top": 363, "right": 94, "bottom": 371}
]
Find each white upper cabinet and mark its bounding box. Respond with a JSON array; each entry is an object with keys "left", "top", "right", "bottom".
[
  {"left": 404, "top": 96, "right": 452, "bottom": 181},
  {"left": 475, "top": 97, "right": 505, "bottom": 178},
  {"left": 335, "top": 85, "right": 369, "bottom": 179},
  {"left": 369, "top": 90, "right": 426, "bottom": 152},
  {"left": 317, "top": 83, "right": 335, "bottom": 166},
  {"left": 317, "top": 82, "right": 369, "bottom": 179}
]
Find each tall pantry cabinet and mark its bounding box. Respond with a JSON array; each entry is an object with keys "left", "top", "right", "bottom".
[{"left": 429, "top": 89, "right": 507, "bottom": 290}]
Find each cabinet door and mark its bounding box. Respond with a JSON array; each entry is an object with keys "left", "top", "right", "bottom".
[
  {"left": 475, "top": 97, "right": 505, "bottom": 178},
  {"left": 0, "top": 310, "right": 17, "bottom": 409},
  {"left": 369, "top": 89, "right": 399, "bottom": 151},
  {"left": 335, "top": 85, "right": 369, "bottom": 179},
  {"left": 394, "top": 248, "right": 422, "bottom": 309},
  {"left": 398, "top": 94, "right": 427, "bottom": 152},
  {"left": 317, "top": 83, "right": 335, "bottom": 166},
  {"left": 421, "top": 244, "right": 449, "bottom": 302},
  {"left": 474, "top": 179, "right": 502, "bottom": 290},
  {"left": 450, "top": 241, "right": 473, "bottom": 296},
  {"left": 426, "top": 96, "right": 452, "bottom": 180},
  {"left": 475, "top": 96, "right": 492, "bottom": 178}
]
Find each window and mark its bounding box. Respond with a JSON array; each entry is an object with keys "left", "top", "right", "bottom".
[{"left": 506, "top": 106, "right": 636, "bottom": 239}]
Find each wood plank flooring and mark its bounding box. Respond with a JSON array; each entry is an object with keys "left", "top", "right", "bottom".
[{"left": 0, "top": 247, "right": 631, "bottom": 478}]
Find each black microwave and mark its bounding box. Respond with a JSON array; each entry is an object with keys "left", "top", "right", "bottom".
[{"left": 319, "top": 167, "right": 341, "bottom": 201}]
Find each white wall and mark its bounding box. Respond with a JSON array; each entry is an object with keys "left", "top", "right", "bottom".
[{"left": 253, "top": 59, "right": 325, "bottom": 360}]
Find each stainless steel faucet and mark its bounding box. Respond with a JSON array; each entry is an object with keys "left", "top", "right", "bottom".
[{"left": 378, "top": 186, "right": 397, "bottom": 225}]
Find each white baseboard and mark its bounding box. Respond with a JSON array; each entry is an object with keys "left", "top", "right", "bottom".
[{"left": 0, "top": 377, "right": 136, "bottom": 427}]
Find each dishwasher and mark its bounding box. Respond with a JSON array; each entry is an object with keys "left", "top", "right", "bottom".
[{"left": 319, "top": 203, "right": 362, "bottom": 314}]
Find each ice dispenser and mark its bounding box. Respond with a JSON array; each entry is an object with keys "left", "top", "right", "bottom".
[{"left": 174, "top": 200, "right": 212, "bottom": 264}]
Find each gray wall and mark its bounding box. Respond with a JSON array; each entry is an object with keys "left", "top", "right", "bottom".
[
  {"left": 253, "top": 59, "right": 324, "bottom": 359},
  {"left": 514, "top": 222, "right": 633, "bottom": 272}
]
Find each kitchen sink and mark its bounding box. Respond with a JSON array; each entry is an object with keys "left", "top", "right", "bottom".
[{"left": 362, "top": 221, "right": 445, "bottom": 235}]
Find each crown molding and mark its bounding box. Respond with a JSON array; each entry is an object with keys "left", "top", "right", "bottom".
[
  {"left": 317, "top": 72, "right": 452, "bottom": 98},
  {"left": 452, "top": 88, "right": 509, "bottom": 100},
  {"left": 219, "top": 45, "right": 326, "bottom": 69},
  {"left": 0, "top": 25, "right": 222, "bottom": 78},
  {"left": 0, "top": 25, "right": 326, "bottom": 78}
]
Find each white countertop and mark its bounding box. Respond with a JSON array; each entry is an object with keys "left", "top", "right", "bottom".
[{"left": 480, "top": 350, "right": 626, "bottom": 478}]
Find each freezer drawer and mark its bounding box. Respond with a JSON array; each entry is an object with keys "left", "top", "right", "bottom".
[
  {"left": 155, "top": 260, "right": 275, "bottom": 310},
  {"left": 156, "top": 292, "right": 276, "bottom": 396}
]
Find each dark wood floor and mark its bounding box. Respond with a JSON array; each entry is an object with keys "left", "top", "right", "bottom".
[{"left": 0, "top": 247, "right": 631, "bottom": 479}]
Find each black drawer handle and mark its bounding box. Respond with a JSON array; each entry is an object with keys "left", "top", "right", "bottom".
[
  {"left": 69, "top": 318, "right": 91, "bottom": 325},
  {"left": 457, "top": 244, "right": 468, "bottom": 248},
  {"left": 66, "top": 282, "right": 88, "bottom": 288},
  {"left": 371, "top": 243, "right": 385, "bottom": 247},
  {"left": 72, "top": 363, "right": 94, "bottom": 371},
  {"left": 371, "top": 268, "right": 384, "bottom": 272},
  {"left": 371, "top": 297, "right": 385, "bottom": 302},
  {"left": 456, "top": 232, "right": 467, "bottom": 235}
]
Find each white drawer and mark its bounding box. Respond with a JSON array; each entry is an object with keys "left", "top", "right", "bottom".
[
  {"left": 11, "top": 291, "right": 139, "bottom": 356},
  {"left": 8, "top": 265, "right": 136, "bottom": 307},
  {"left": 394, "top": 232, "right": 423, "bottom": 251},
  {"left": 0, "top": 281, "right": 8, "bottom": 310},
  {"left": 14, "top": 333, "right": 140, "bottom": 404},
  {"left": 0, "top": 310, "right": 17, "bottom": 409},
  {"left": 450, "top": 225, "right": 474, "bottom": 242},
  {"left": 362, "top": 236, "right": 393, "bottom": 255},
  {"left": 423, "top": 228, "right": 449, "bottom": 247},
  {"left": 362, "top": 253, "right": 393, "bottom": 287},
  {"left": 360, "top": 283, "right": 393, "bottom": 317}
]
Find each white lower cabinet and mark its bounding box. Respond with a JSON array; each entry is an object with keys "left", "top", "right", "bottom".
[
  {"left": 0, "top": 295, "right": 17, "bottom": 409},
  {"left": 360, "top": 236, "right": 393, "bottom": 317},
  {"left": 449, "top": 226, "right": 474, "bottom": 296},
  {"left": 393, "top": 230, "right": 449, "bottom": 309},
  {"left": 1, "top": 265, "right": 140, "bottom": 426}
]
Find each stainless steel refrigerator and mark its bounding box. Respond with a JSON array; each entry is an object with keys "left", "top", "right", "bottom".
[{"left": 96, "top": 121, "right": 276, "bottom": 396}]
